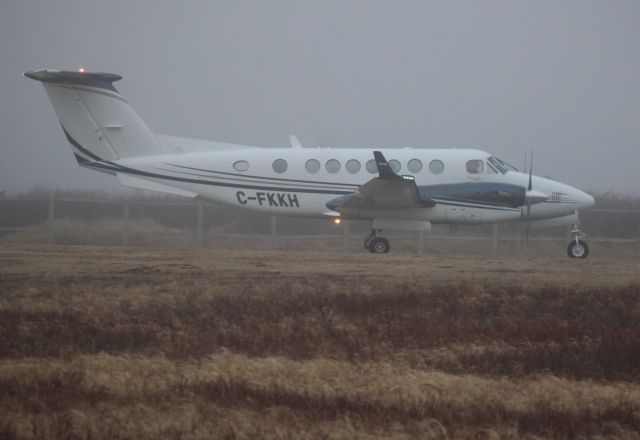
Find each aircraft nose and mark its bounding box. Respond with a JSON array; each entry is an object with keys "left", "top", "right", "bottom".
[{"left": 575, "top": 190, "right": 595, "bottom": 210}]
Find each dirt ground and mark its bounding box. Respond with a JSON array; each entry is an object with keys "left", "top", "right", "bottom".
[{"left": 1, "top": 243, "right": 638, "bottom": 288}]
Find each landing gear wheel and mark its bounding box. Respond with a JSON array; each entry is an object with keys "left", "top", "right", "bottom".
[
  {"left": 363, "top": 229, "right": 378, "bottom": 250},
  {"left": 363, "top": 233, "right": 375, "bottom": 249},
  {"left": 567, "top": 215, "right": 589, "bottom": 259},
  {"left": 567, "top": 239, "right": 589, "bottom": 259},
  {"left": 368, "top": 237, "right": 390, "bottom": 254}
]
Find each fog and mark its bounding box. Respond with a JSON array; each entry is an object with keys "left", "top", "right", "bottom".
[{"left": 1, "top": 0, "right": 639, "bottom": 194}]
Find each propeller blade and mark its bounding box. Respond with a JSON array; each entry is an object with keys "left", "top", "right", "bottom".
[
  {"left": 520, "top": 204, "right": 532, "bottom": 248},
  {"left": 525, "top": 204, "right": 531, "bottom": 244},
  {"left": 528, "top": 150, "right": 533, "bottom": 191},
  {"left": 521, "top": 149, "right": 534, "bottom": 247}
]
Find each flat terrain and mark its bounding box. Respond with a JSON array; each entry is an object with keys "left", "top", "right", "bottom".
[{"left": 0, "top": 244, "right": 639, "bottom": 439}]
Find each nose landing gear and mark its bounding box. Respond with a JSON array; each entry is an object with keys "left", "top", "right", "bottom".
[
  {"left": 364, "top": 229, "right": 390, "bottom": 253},
  {"left": 567, "top": 222, "right": 589, "bottom": 259}
]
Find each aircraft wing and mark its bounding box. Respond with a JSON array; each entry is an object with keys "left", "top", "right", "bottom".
[{"left": 326, "top": 151, "right": 435, "bottom": 211}]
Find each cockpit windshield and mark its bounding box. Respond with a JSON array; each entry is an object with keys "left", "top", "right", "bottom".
[{"left": 488, "top": 156, "right": 518, "bottom": 174}]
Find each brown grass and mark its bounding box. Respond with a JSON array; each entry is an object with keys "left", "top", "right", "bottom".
[{"left": 0, "top": 244, "right": 639, "bottom": 438}]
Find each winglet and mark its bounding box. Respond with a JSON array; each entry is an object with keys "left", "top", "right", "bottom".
[{"left": 373, "top": 151, "right": 402, "bottom": 180}]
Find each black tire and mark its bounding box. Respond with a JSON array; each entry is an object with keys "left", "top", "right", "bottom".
[
  {"left": 368, "top": 237, "right": 390, "bottom": 254},
  {"left": 364, "top": 232, "right": 376, "bottom": 249},
  {"left": 567, "top": 239, "right": 589, "bottom": 259}
]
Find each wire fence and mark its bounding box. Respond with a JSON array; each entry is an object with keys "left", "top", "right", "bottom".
[{"left": 1, "top": 194, "right": 639, "bottom": 257}]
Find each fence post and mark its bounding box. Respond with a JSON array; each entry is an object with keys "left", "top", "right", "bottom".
[
  {"left": 343, "top": 220, "right": 350, "bottom": 251},
  {"left": 122, "top": 199, "right": 129, "bottom": 247},
  {"left": 270, "top": 215, "right": 277, "bottom": 243},
  {"left": 195, "top": 201, "right": 203, "bottom": 248},
  {"left": 418, "top": 231, "right": 424, "bottom": 255},
  {"left": 637, "top": 213, "right": 640, "bottom": 261},
  {"left": 47, "top": 192, "right": 56, "bottom": 244},
  {"left": 491, "top": 224, "right": 499, "bottom": 256}
]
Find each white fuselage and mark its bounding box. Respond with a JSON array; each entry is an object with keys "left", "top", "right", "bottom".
[{"left": 115, "top": 143, "right": 594, "bottom": 225}]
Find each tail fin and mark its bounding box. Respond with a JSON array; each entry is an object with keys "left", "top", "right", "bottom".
[{"left": 25, "top": 68, "right": 163, "bottom": 162}]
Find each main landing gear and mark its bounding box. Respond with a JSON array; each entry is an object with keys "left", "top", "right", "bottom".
[
  {"left": 364, "top": 229, "right": 390, "bottom": 253},
  {"left": 567, "top": 222, "right": 589, "bottom": 259}
]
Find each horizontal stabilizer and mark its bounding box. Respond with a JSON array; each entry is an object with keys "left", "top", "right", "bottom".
[
  {"left": 117, "top": 173, "right": 198, "bottom": 198},
  {"left": 24, "top": 69, "right": 122, "bottom": 92}
]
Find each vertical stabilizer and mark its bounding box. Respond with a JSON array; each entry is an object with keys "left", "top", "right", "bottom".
[{"left": 25, "top": 69, "right": 164, "bottom": 162}]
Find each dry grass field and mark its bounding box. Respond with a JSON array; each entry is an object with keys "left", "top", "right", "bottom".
[{"left": 0, "top": 244, "right": 639, "bottom": 439}]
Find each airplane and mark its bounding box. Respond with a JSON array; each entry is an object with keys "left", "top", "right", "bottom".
[{"left": 25, "top": 68, "right": 595, "bottom": 258}]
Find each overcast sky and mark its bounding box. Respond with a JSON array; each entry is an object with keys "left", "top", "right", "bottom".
[{"left": 1, "top": 0, "right": 639, "bottom": 195}]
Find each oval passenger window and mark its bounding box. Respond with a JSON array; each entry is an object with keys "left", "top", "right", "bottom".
[
  {"left": 272, "top": 159, "right": 288, "bottom": 174},
  {"left": 233, "top": 160, "right": 249, "bottom": 172},
  {"left": 305, "top": 159, "right": 320, "bottom": 174},
  {"left": 325, "top": 159, "right": 341, "bottom": 174},
  {"left": 407, "top": 159, "right": 423, "bottom": 173},
  {"left": 429, "top": 160, "right": 444, "bottom": 174},
  {"left": 345, "top": 159, "right": 361, "bottom": 174}
]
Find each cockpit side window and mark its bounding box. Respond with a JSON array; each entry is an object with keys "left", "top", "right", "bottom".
[
  {"left": 488, "top": 156, "right": 505, "bottom": 173},
  {"left": 488, "top": 156, "right": 516, "bottom": 174},
  {"left": 466, "top": 160, "right": 484, "bottom": 174}
]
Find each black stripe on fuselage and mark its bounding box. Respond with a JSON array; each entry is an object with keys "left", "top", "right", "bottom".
[
  {"left": 151, "top": 165, "right": 358, "bottom": 191},
  {"left": 86, "top": 161, "right": 353, "bottom": 195},
  {"left": 164, "top": 162, "right": 360, "bottom": 190},
  {"left": 61, "top": 125, "right": 103, "bottom": 162},
  {"left": 73, "top": 153, "right": 90, "bottom": 164}
]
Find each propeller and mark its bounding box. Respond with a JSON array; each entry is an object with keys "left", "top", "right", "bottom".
[
  {"left": 519, "top": 150, "right": 551, "bottom": 246},
  {"left": 523, "top": 151, "right": 533, "bottom": 245},
  {"left": 519, "top": 150, "right": 552, "bottom": 247},
  {"left": 521, "top": 151, "right": 530, "bottom": 240}
]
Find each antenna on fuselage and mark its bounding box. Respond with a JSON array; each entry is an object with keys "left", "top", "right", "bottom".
[{"left": 289, "top": 135, "right": 302, "bottom": 149}]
